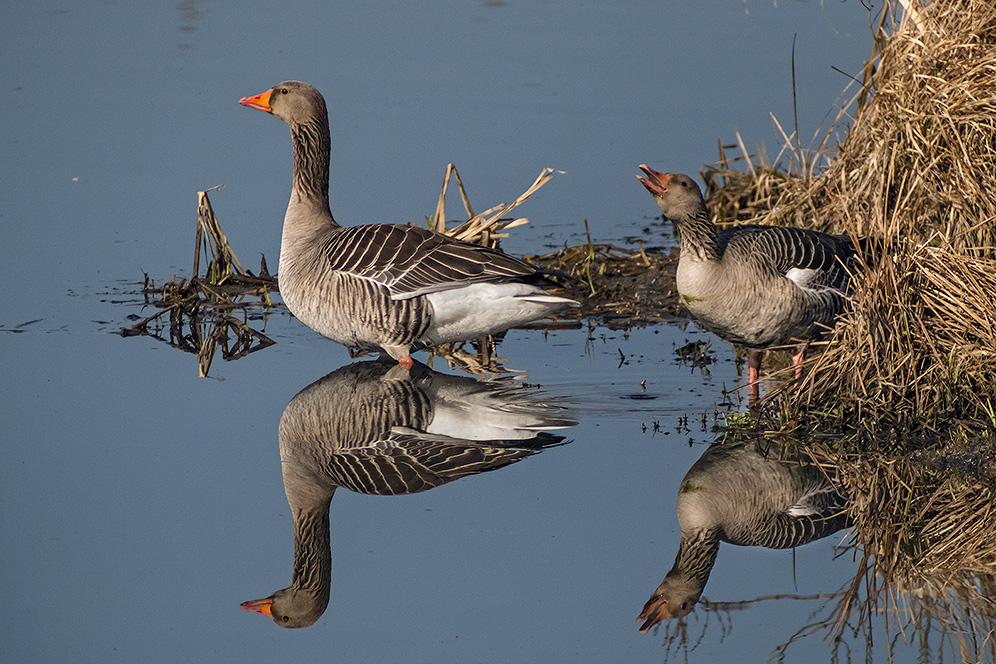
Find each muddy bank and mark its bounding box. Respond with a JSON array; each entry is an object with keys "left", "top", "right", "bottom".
[{"left": 527, "top": 241, "right": 683, "bottom": 329}]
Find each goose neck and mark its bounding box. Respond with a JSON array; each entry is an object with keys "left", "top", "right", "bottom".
[
  {"left": 288, "top": 116, "right": 333, "bottom": 219},
  {"left": 289, "top": 499, "right": 333, "bottom": 605},
  {"left": 670, "top": 527, "right": 722, "bottom": 590},
  {"left": 672, "top": 207, "right": 721, "bottom": 261}
]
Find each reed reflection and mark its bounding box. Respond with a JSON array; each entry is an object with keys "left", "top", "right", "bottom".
[
  {"left": 241, "top": 359, "right": 574, "bottom": 628},
  {"left": 638, "top": 438, "right": 849, "bottom": 632}
]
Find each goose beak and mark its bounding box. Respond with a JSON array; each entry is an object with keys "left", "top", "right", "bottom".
[
  {"left": 636, "top": 164, "right": 669, "bottom": 196},
  {"left": 239, "top": 88, "right": 273, "bottom": 113},
  {"left": 240, "top": 597, "right": 274, "bottom": 617},
  {"left": 637, "top": 593, "right": 672, "bottom": 633}
]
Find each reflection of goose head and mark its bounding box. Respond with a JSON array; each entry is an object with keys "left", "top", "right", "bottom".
[
  {"left": 242, "top": 359, "right": 574, "bottom": 628},
  {"left": 637, "top": 570, "right": 700, "bottom": 623},
  {"left": 639, "top": 440, "right": 848, "bottom": 633},
  {"left": 241, "top": 586, "right": 327, "bottom": 628}
]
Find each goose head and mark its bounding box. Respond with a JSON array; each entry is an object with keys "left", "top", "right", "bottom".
[
  {"left": 637, "top": 572, "right": 703, "bottom": 632},
  {"left": 636, "top": 167, "right": 705, "bottom": 221},
  {"left": 239, "top": 80, "right": 327, "bottom": 126},
  {"left": 240, "top": 586, "right": 329, "bottom": 629}
]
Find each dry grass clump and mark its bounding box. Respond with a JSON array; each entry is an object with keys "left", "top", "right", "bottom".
[
  {"left": 796, "top": 242, "right": 996, "bottom": 429},
  {"left": 816, "top": 0, "right": 996, "bottom": 253},
  {"left": 708, "top": 0, "right": 996, "bottom": 252},
  {"left": 709, "top": 0, "right": 996, "bottom": 428}
]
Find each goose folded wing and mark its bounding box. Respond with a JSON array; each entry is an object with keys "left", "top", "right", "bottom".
[
  {"left": 725, "top": 226, "right": 855, "bottom": 289},
  {"left": 321, "top": 224, "right": 547, "bottom": 299},
  {"left": 325, "top": 432, "right": 534, "bottom": 495}
]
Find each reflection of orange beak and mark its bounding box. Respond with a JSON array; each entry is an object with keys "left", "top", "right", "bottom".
[
  {"left": 240, "top": 597, "right": 274, "bottom": 617},
  {"left": 636, "top": 164, "right": 670, "bottom": 197},
  {"left": 239, "top": 88, "right": 273, "bottom": 113},
  {"left": 637, "top": 593, "right": 671, "bottom": 633}
]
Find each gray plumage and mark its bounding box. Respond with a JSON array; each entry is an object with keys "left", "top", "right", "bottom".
[
  {"left": 637, "top": 166, "right": 859, "bottom": 396},
  {"left": 239, "top": 81, "right": 578, "bottom": 365},
  {"left": 241, "top": 359, "right": 574, "bottom": 628},
  {"left": 638, "top": 440, "right": 848, "bottom": 632}
]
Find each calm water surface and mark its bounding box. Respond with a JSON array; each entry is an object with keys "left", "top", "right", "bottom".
[{"left": 3, "top": 2, "right": 946, "bottom": 662}]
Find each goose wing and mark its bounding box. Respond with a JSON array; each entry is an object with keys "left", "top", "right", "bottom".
[
  {"left": 321, "top": 433, "right": 542, "bottom": 495},
  {"left": 720, "top": 225, "right": 855, "bottom": 290},
  {"left": 321, "top": 224, "right": 551, "bottom": 299}
]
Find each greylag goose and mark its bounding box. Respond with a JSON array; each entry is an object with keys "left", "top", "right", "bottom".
[
  {"left": 238, "top": 81, "right": 578, "bottom": 368},
  {"left": 241, "top": 359, "right": 574, "bottom": 627},
  {"left": 636, "top": 166, "right": 858, "bottom": 399},
  {"left": 637, "top": 440, "right": 848, "bottom": 631}
]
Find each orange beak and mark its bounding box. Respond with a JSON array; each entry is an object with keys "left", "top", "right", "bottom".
[
  {"left": 239, "top": 88, "right": 273, "bottom": 113},
  {"left": 636, "top": 164, "right": 670, "bottom": 197},
  {"left": 240, "top": 597, "right": 273, "bottom": 617}
]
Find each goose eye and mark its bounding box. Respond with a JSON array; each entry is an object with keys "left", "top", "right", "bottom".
[
  {"left": 680, "top": 180, "right": 688, "bottom": 188},
  {"left": 680, "top": 602, "right": 688, "bottom": 610},
  {"left": 282, "top": 615, "right": 290, "bottom": 622},
  {"left": 280, "top": 88, "right": 289, "bottom": 94}
]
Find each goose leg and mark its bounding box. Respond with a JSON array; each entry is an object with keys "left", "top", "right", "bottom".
[
  {"left": 747, "top": 349, "right": 762, "bottom": 401},
  {"left": 791, "top": 343, "right": 808, "bottom": 381}
]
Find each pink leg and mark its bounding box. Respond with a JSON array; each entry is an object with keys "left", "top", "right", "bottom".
[
  {"left": 747, "top": 349, "right": 762, "bottom": 401},
  {"left": 791, "top": 344, "right": 807, "bottom": 381}
]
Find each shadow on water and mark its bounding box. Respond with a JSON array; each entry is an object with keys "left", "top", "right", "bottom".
[
  {"left": 240, "top": 358, "right": 575, "bottom": 628},
  {"left": 639, "top": 434, "right": 996, "bottom": 663}
]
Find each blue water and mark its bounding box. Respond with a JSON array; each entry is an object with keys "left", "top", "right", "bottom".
[{"left": 2, "top": 1, "right": 938, "bottom": 662}]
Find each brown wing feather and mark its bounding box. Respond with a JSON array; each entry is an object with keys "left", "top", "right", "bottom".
[{"left": 320, "top": 224, "right": 549, "bottom": 299}]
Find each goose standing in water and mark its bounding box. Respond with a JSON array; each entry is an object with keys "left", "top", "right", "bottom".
[
  {"left": 240, "top": 359, "right": 574, "bottom": 627},
  {"left": 239, "top": 81, "right": 578, "bottom": 367},
  {"left": 638, "top": 440, "right": 848, "bottom": 631},
  {"left": 636, "top": 166, "right": 859, "bottom": 399}
]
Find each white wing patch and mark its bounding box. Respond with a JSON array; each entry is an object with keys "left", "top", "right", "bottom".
[{"left": 785, "top": 267, "right": 820, "bottom": 289}]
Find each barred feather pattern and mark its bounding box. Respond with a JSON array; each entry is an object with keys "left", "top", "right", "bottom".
[
  {"left": 289, "top": 113, "right": 331, "bottom": 210},
  {"left": 279, "top": 230, "right": 434, "bottom": 355},
  {"left": 320, "top": 223, "right": 554, "bottom": 299},
  {"left": 287, "top": 505, "right": 331, "bottom": 617}
]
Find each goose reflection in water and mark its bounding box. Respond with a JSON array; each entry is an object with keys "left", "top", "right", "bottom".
[
  {"left": 638, "top": 439, "right": 849, "bottom": 632},
  {"left": 241, "top": 359, "right": 575, "bottom": 628}
]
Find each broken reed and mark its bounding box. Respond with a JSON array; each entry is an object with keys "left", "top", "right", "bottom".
[{"left": 705, "top": 0, "right": 996, "bottom": 429}]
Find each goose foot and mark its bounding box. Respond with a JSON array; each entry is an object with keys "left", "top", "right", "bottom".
[{"left": 398, "top": 355, "right": 414, "bottom": 370}]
